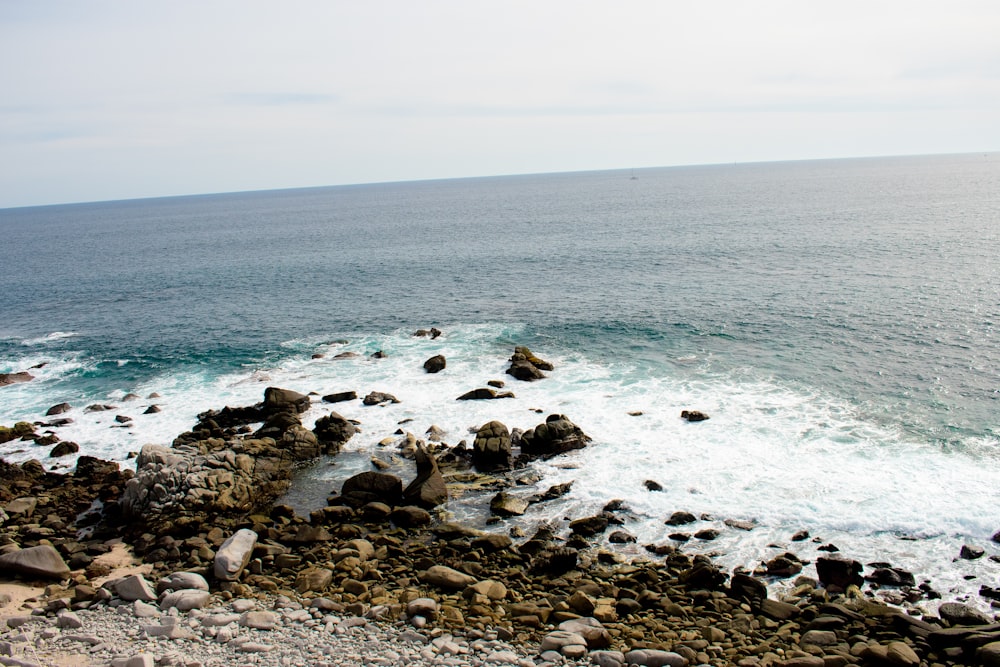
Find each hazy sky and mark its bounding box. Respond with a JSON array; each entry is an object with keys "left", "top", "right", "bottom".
[{"left": 2, "top": 1, "right": 998, "bottom": 208}]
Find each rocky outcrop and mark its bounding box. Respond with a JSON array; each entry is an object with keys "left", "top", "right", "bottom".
[
  {"left": 0, "top": 371, "right": 34, "bottom": 387},
  {"left": 472, "top": 421, "right": 512, "bottom": 472},
  {"left": 520, "top": 414, "right": 591, "bottom": 459},
  {"left": 312, "top": 412, "right": 357, "bottom": 455}
]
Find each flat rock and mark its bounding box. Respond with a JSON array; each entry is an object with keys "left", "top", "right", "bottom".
[
  {"left": 0, "top": 545, "right": 70, "bottom": 579},
  {"left": 419, "top": 565, "right": 477, "bottom": 590},
  {"left": 156, "top": 571, "right": 209, "bottom": 593},
  {"left": 160, "top": 589, "right": 211, "bottom": 611},
  {"left": 624, "top": 649, "right": 689, "bottom": 667}
]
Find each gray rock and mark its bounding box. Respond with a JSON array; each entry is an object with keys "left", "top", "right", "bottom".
[
  {"left": 157, "top": 571, "right": 209, "bottom": 593},
  {"left": 114, "top": 574, "right": 157, "bottom": 602},
  {"left": 214, "top": 528, "right": 258, "bottom": 581},
  {"left": 590, "top": 650, "right": 626, "bottom": 667},
  {"left": 539, "top": 630, "right": 587, "bottom": 653},
  {"left": 0, "top": 545, "right": 70, "bottom": 580},
  {"left": 240, "top": 610, "right": 279, "bottom": 630},
  {"left": 160, "top": 589, "right": 211, "bottom": 611},
  {"left": 125, "top": 655, "right": 155, "bottom": 667},
  {"left": 623, "top": 649, "right": 689, "bottom": 667},
  {"left": 418, "top": 565, "right": 477, "bottom": 590},
  {"left": 55, "top": 611, "right": 83, "bottom": 629}
]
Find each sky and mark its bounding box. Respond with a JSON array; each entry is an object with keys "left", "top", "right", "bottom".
[{"left": 1, "top": 1, "right": 999, "bottom": 208}]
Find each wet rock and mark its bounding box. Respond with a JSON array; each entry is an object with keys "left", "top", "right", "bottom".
[
  {"left": 472, "top": 421, "right": 512, "bottom": 472},
  {"left": 46, "top": 403, "right": 72, "bottom": 416},
  {"left": 456, "top": 387, "right": 515, "bottom": 400},
  {"left": 530, "top": 481, "right": 573, "bottom": 504},
  {"left": 50, "top": 441, "right": 79, "bottom": 458},
  {"left": 666, "top": 511, "right": 697, "bottom": 526},
  {"left": 680, "top": 410, "right": 709, "bottom": 422},
  {"left": 263, "top": 387, "right": 310, "bottom": 414},
  {"left": 816, "top": 556, "right": 863, "bottom": 592},
  {"left": 322, "top": 391, "right": 357, "bottom": 403},
  {"left": 340, "top": 471, "right": 403, "bottom": 507},
  {"left": 961, "top": 544, "right": 986, "bottom": 560},
  {"left": 413, "top": 328, "right": 442, "bottom": 339},
  {"left": 520, "top": 414, "right": 591, "bottom": 459},
  {"left": 569, "top": 515, "right": 609, "bottom": 537},
  {"left": 423, "top": 355, "right": 446, "bottom": 373},
  {"left": 390, "top": 505, "right": 432, "bottom": 527},
  {"left": 419, "top": 565, "right": 477, "bottom": 590},
  {"left": 644, "top": 480, "right": 664, "bottom": 491},
  {"left": 363, "top": 391, "right": 400, "bottom": 406},
  {"left": 938, "top": 601, "right": 993, "bottom": 626},
  {"left": 312, "top": 411, "right": 357, "bottom": 454},
  {"left": 609, "top": 530, "right": 637, "bottom": 544},
  {"left": 0, "top": 372, "right": 33, "bottom": 386},
  {"left": 490, "top": 492, "right": 529, "bottom": 517},
  {"left": 143, "top": 405, "right": 161, "bottom": 414}
]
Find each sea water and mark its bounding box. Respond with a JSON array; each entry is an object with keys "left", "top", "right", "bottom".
[{"left": 2, "top": 153, "right": 999, "bottom": 609}]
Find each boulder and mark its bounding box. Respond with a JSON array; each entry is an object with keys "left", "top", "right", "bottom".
[
  {"left": 363, "top": 391, "right": 400, "bottom": 406},
  {"left": 160, "top": 589, "right": 211, "bottom": 611},
  {"left": 322, "top": 391, "right": 357, "bottom": 404},
  {"left": 313, "top": 412, "right": 357, "bottom": 454},
  {"left": 816, "top": 556, "right": 863, "bottom": 592},
  {"left": 472, "top": 421, "right": 512, "bottom": 472},
  {"left": 680, "top": 410, "right": 710, "bottom": 422},
  {"left": 46, "top": 402, "right": 72, "bottom": 416},
  {"left": 423, "top": 355, "right": 446, "bottom": 373},
  {"left": 401, "top": 444, "right": 448, "bottom": 509},
  {"left": 938, "top": 602, "right": 993, "bottom": 626},
  {"left": 263, "top": 387, "right": 310, "bottom": 414},
  {"left": 559, "top": 617, "right": 612, "bottom": 649},
  {"left": 457, "top": 388, "right": 515, "bottom": 400},
  {"left": 114, "top": 575, "right": 157, "bottom": 602},
  {"left": 0, "top": 371, "right": 33, "bottom": 387},
  {"left": 0, "top": 545, "right": 70, "bottom": 579},
  {"left": 520, "top": 414, "right": 590, "bottom": 459},
  {"left": 570, "top": 515, "right": 609, "bottom": 537},
  {"left": 413, "top": 327, "right": 442, "bottom": 339},
  {"left": 390, "top": 505, "right": 432, "bottom": 528},
  {"left": 490, "top": 492, "right": 530, "bottom": 517},
  {"left": 340, "top": 471, "right": 403, "bottom": 507},
  {"left": 50, "top": 441, "right": 80, "bottom": 458},
  {"left": 666, "top": 511, "right": 696, "bottom": 526},
  {"left": 419, "top": 565, "right": 477, "bottom": 590},
  {"left": 214, "top": 528, "right": 258, "bottom": 581},
  {"left": 157, "top": 572, "right": 209, "bottom": 593}
]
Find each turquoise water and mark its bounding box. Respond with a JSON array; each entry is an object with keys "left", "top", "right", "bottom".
[{"left": 2, "top": 153, "right": 999, "bottom": 606}]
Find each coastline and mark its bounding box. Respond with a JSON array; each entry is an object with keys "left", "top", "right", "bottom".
[{"left": 3, "top": 353, "right": 1000, "bottom": 667}]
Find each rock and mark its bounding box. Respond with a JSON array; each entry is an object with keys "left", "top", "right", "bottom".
[
  {"left": 214, "top": 528, "right": 258, "bottom": 581},
  {"left": 680, "top": 410, "right": 709, "bottom": 422},
  {"left": 609, "top": 530, "right": 637, "bottom": 543},
  {"left": 143, "top": 405, "right": 161, "bottom": 414},
  {"left": 729, "top": 573, "right": 767, "bottom": 604},
  {"left": 114, "top": 574, "right": 157, "bottom": 602},
  {"left": 419, "top": 565, "right": 477, "bottom": 590},
  {"left": 124, "top": 655, "right": 155, "bottom": 667},
  {"left": 490, "top": 492, "right": 530, "bottom": 517},
  {"left": 263, "top": 386, "right": 310, "bottom": 414},
  {"left": 644, "top": 480, "right": 664, "bottom": 491},
  {"left": 423, "top": 355, "right": 446, "bottom": 373},
  {"left": 363, "top": 391, "right": 400, "bottom": 406},
  {"left": 401, "top": 443, "right": 448, "bottom": 509},
  {"left": 456, "top": 388, "right": 514, "bottom": 400},
  {"left": 886, "top": 641, "right": 921, "bottom": 667},
  {"left": 313, "top": 411, "right": 357, "bottom": 454},
  {"left": 295, "top": 566, "right": 333, "bottom": 593},
  {"left": 540, "top": 629, "right": 587, "bottom": 653},
  {"left": 160, "top": 589, "right": 211, "bottom": 611},
  {"left": 559, "top": 617, "right": 611, "bottom": 648},
  {"left": 322, "top": 391, "right": 357, "bottom": 403},
  {"left": 46, "top": 403, "right": 72, "bottom": 416},
  {"left": 240, "top": 610, "right": 279, "bottom": 630},
  {"left": 816, "top": 556, "right": 863, "bottom": 592},
  {"left": 938, "top": 601, "right": 993, "bottom": 626},
  {"left": 156, "top": 572, "right": 209, "bottom": 593},
  {"left": 390, "top": 505, "right": 432, "bottom": 527},
  {"left": 961, "top": 544, "right": 986, "bottom": 560},
  {"left": 0, "top": 545, "right": 70, "bottom": 579},
  {"left": 801, "top": 629, "right": 838, "bottom": 646},
  {"left": 4, "top": 497, "right": 37, "bottom": 518},
  {"left": 529, "top": 481, "right": 574, "bottom": 503},
  {"left": 472, "top": 421, "right": 512, "bottom": 472},
  {"left": 49, "top": 441, "right": 79, "bottom": 458},
  {"left": 866, "top": 567, "right": 915, "bottom": 587},
  {"left": 666, "top": 511, "right": 697, "bottom": 526},
  {"left": 407, "top": 597, "right": 439, "bottom": 618},
  {"left": 467, "top": 579, "right": 508, "bottom": 601},
  {"left": 0, "top": 372, "right": 33, "bottom": 386},
  {"left": 591, "top": 651, "right": 627, "bottom": 667},
  {"left": 520, "top": 414, "right": 591, "bottom": 458},
  {"left": 56, "top": 611, "right": 83, "bottom": 629},
  {"left": 569, "top": 515, "right": 609, "bottom": 537},
  {"left": 340, "top": 471, "right": 404, "bottom": 507},
  {"left": 506, "top": 358, "right": 546, "bottom": 381},
  {"left": 624, "top": 649, "right": 689, "bottom": 667},
  {"left": 978, "top": 641, "right": 1000, "bottom": 667}
]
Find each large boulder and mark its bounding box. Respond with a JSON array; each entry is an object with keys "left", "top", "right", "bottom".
[
  {"left": 0, "top": 372, "right": 34, "bottom": 387},
  {"left": 263, "top": 387, "right": 310, "bottom": 414},
  {"left": 472, "top": 421, "right": 512, "bottom": 472},
  {"left": 214, "top": 528, "right": 258, "bottom": 581},
  {"left": 0, "top": 545, "right": 70, "bottom": 579},
  {"left": 423, "top": 355, "right": 446, "bottom": 374},
  {"left": 402, "top": 444, "right": 448, "bottom": 509},
  {"left": 816, "top": 556, "right": 863, "bottom": 593},
  {"left": 313, "top": 412, "right": 357, "bottom": 455},
  {"left": 340, "top": 471, "right": 403, "bottom": 507},
  {"left": 457, "top": 388, "right": 514, "bottom": 400},
  {"left": 520, "top": 414, "right": 591, "bottom": 459}
]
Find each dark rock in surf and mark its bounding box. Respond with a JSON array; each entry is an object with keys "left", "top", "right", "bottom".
[
  {"left": 666, "top": 511, "right": 697, "bottom": 526},
  {"left": 50, "top": 441, "right": 79, "bottom": 458},
  {"left": 322, "top": 391, "right": 357, "bottom": 403},
  {"left": 644, "top": 480, "right": 664, "bottom": 492},
  {"left": 143, "top": 405, "right": 161, "bottom": 414},
  {"left": 569, "top": 515, "right": 609, "bottom": 537},
  {"left": 528, "top": 481, "right": 573, "bottom": 504},
  {"left": 264, "top": 387, "right": 310, "bottom": 414},
  {"left": 472, "top": 421, "right": 512, "bottom": 472},
  {"left": 313, "top": 412, "right": 357, "bottom": 455},
  {"left": 0, "top": 372, "right": 34, "bottom": 387},
  {"left": 490, "top": 492, "right": 530, "bottom": 517},
  {"left": 457, "top": 388, "right": 514, "bottom": 400},
  {"left": 363, "top": 391, "right": 400, "bottom": 406},
  {"left": 681, "top": 410, "right": 710, "bottom": 422},
  {"left": 413, "top": 328, "right": 442, "bottom": 339},
  {"left": 423, "top": 355, "right": 446, "bottom": 374},
  {"left": 519, "top": 414, "right": 590, "bottom": 459},
  {"left": 961, "top": 544, "right": 985, "bottom": 560},
  {"left": 46, "top": 403, "right": 72, "bottom": 416},
  {"left": 816, "top": 556, "right": 864, "bottom": 592}
]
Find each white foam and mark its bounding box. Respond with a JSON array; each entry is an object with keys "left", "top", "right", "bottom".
[{"left": 20, "top": 331, "right": 79, "bottom": 346}]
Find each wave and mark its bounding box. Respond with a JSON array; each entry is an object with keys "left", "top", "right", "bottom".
[{"left": 21, "top": 331, "right": 80, "bottom": 346}]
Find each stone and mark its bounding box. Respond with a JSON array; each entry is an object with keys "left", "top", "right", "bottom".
[
  {"left": 801, "top": 630, "right": 838, "bottom": 646},
  {"left": 125, "top": 654, "right": 155, "bottom": 667},
  {"left": 214, "top": 528, "right": 258, "bottom": 581},
  {"left": 46, "top": 402, "right": 72, "bottom": 415},
  {"left": 160, "top": 589, "right": 211, "bottom": 611},
  {"left": 3, "top": 497, "right": 37, "bottom": 518},
  {"left": 390, "top": 505, "right": 432, "bottom": 527},
  {"left": 401, "top": 443, "right": 448, "bottom": 509},
  {"left": 961, "top": 544, "right": 986, "bottom": 560},
  {"left": 886, "top": 641, "right": 920, "bottom": 667},
  {"left": 0, "top": 372, "right": 33, "bottom": 386},
  {"left": 559, "top": 617, "right": 611, "bottom": 648},
  {"left": 363, "top": 391, "right": 400, "bottom": 405},
  {"left": 423, "top": 355, "right": 446, "bottom": 373},
  {"left": 322, "top": 391, "right": 357, "bottom": 403},
  {"left": 407, "top": 597, "right": 439, "bottom": 618},
  {"left": 240, "top": 610, "right": 279, "bottom": 630},
  {"left": 569, "top": 515, "right": 609, "bottom": 537},
  {"left": 340, "top": 471, "right": 403, "bottom": 507},
  {"left": 520, "top": 414, "right": 590, "bottom": 458},
  {"left": 978, "top": 641, "right": 1000, "bottom": 667},
  {"left": 680, "top": 410, "right": 709, "bottom": 422},
  {"left": 472, "top": 420, "right": 512, "bottom": 472},
  {"left": 539, "top": 630, "right": 587, "bottom": 652},
  {"left": 114, "top": 575, "right": 157, "bottom": 602},
  {"left": 816, "top": 556, "right": 863, "bottom": 592},
  {"left": 490, "top": 492, "right": 530, "bottom": 517},
  {"left": 666, "top": 511, "right": 696, "bottom": 525},
  {"left": 56, "top": 611, "right": 83, "bottom": 629},
  {"left": 938, "top": 602, "right": 993, "bottom": 626},
  {"left": 591, "top": 651, "right": 627, "bottom": 667},
  {"left": 156, "top": 571, "right": 209, "bottom": 593},
  {"left": 467, "top": 579, "right": 507, "bottom": 601},
  {"left": 624, "top": 649, "right": 689, "bottom": 667},
  {"left": 295, "top": 566, "right": 333, "bottom": 593},
  {"left": 0, "top": 545, "right": 70, "bottom": 579},
  {"left": 263, "top": 386, "right": 310, "bottom": 414},
  {"left": 456, "top": 387, "right": 515, "bottom": 400},
  {"left": 313, "top": 412, "right": 357, "bottom": 454},
  {"left": 49, "top": 441, "right": 79, "bottom": 458},
  {"left": 419, "top": 565, "right": 477, "bottom": 590}
]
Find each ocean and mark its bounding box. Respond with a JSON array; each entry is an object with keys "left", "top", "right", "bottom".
[{"left": 2, "top": 153, "right": 999, "bottom": 609}]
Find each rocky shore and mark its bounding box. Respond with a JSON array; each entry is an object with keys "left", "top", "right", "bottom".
[{"left": 3, "top": 345, "right": 1000, "bottom": 667}]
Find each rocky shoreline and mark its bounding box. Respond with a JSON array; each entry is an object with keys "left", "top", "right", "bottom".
[{"left": 3, "top": 345, "right": 1000, "bottom": 667}]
